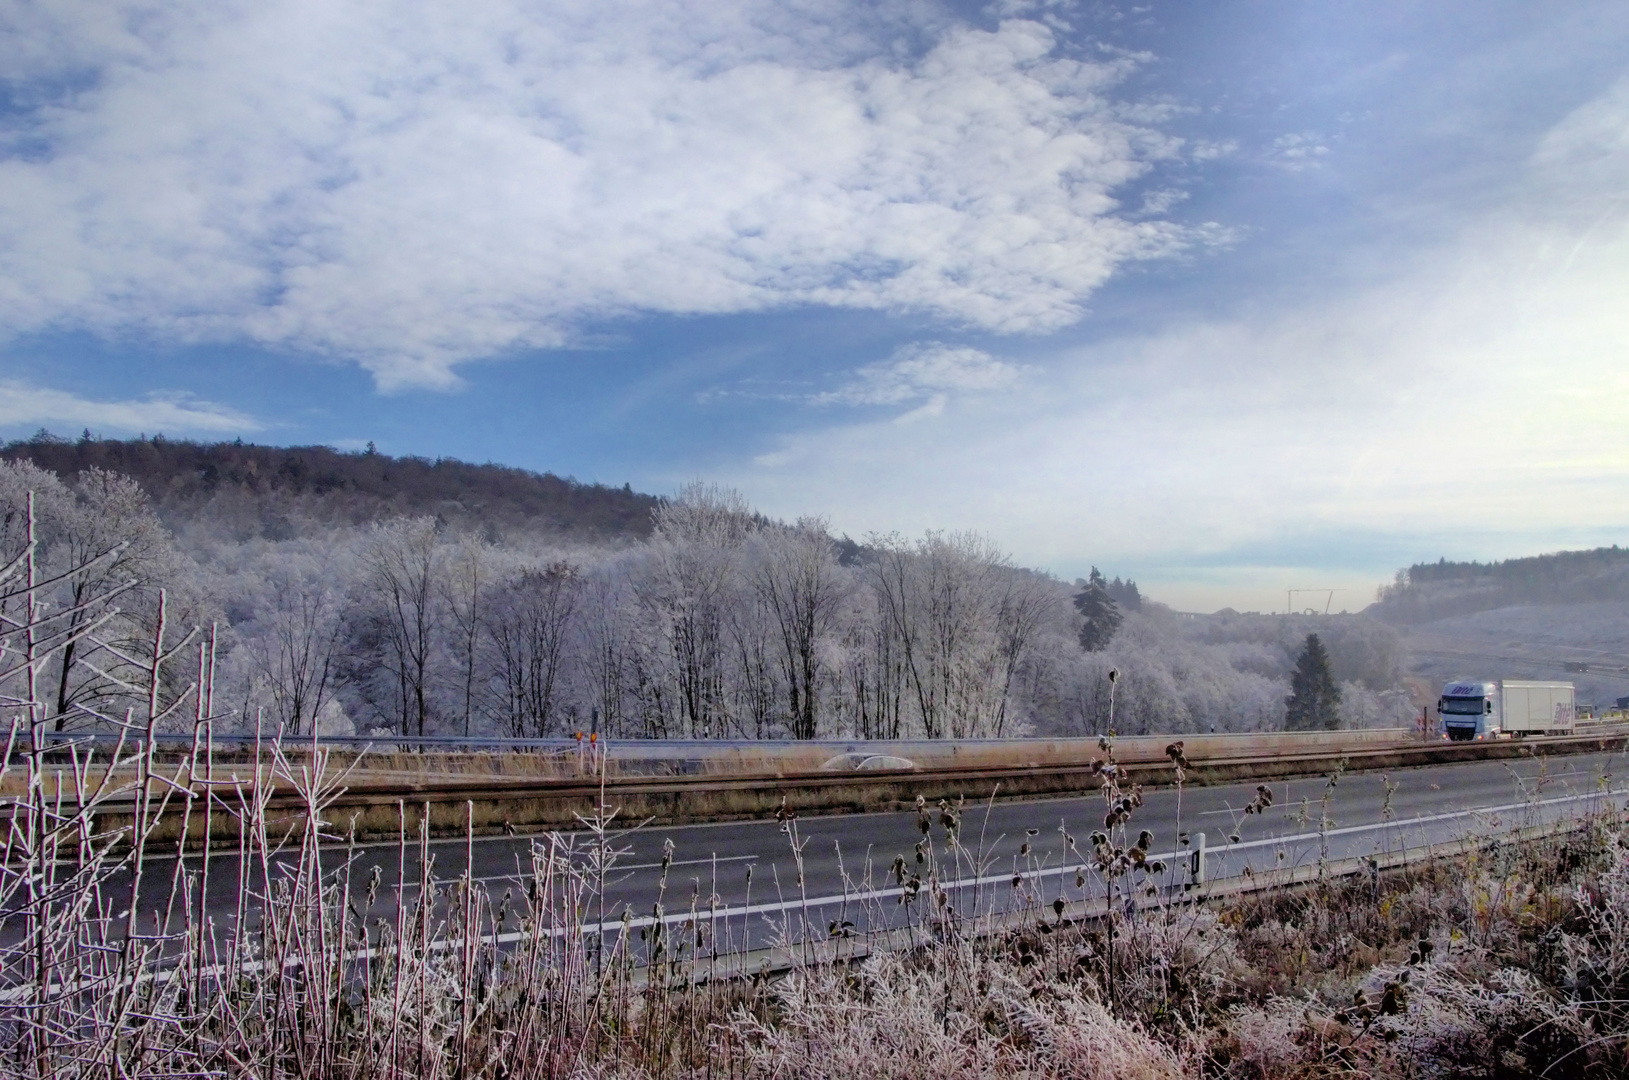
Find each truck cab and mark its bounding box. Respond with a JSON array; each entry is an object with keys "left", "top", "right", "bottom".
[{"left": 1440, "top": 681, "right": 1499, "bottom": 740}]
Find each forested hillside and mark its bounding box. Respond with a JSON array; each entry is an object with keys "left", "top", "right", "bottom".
[
  {"left": 1372, "top": 545, "right": 1629, "bottom": 624},
  {"left": 0, "top": 446, "right": 1417, "bottom": 740},
  {"left": 1, "top": 433, "right": 659, "bottom": 543}
]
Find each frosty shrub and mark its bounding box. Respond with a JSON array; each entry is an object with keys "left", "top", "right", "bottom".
[{"left": 724, "top": 945, "right": 1191, "bottom": 1080}]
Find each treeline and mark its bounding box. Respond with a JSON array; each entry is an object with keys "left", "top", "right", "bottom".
[
  {"left": 0, "top": 456, "right": 1416, "bottom": 739},
  {"left": 1372, "top": 545, "right": 1629, "bottom": 624},
  {"left": 1, "top": 432, "right": 660, "bottom": 543}
]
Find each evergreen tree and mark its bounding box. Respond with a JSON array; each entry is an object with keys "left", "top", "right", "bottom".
[
  {"left": 1073, "top": 567, "right": 1123, "bottom": 652},
  {"left": 1285, "top": 632, "right": 1342, "bottom": 730},
  {"left": 1105, "top": 575, "right": 1143, "bottom": 611}
]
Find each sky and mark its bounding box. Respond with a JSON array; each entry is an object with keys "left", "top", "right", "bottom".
[{"left": 2, "top": 0, "right": 1627, "bottom": 613}]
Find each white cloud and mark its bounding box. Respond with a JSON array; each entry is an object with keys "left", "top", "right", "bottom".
[
  {"left": 815, "top": 342, "right": 1024, "bottom": 408},
  {"left": 1137, "top": 188, "right": 1188, "bottom": 215},
  {"left": 0, "top": 1, "right": 1202, "bottom": 390},
  {"left": 0, "top": 383, "right": 261, "bottom": 435},
  {"left": 1269, "top": 132, "right": 1330, "bottom": 171},
  {"left": 724, "top": 80, "right": 1629, "bottom": 611}
]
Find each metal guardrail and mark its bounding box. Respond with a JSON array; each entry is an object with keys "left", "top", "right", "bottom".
[
  {"left": 20, "top": 727, "right": 1417, "bottom": 756},
  {"left": 14, "top": 727, "right": 1424, "bottom": 780},
  {"left": 17, "top": 726, "right": 1629, "bottom": 846}
]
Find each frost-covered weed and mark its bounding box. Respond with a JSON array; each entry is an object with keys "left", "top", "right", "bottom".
[{"left": 724, "top": 945, "right": 1190, "bottom": 1079}]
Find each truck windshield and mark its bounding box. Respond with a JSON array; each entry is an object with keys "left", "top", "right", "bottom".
[{"left": 1441, "top": 697, "right": 1487, "bottom": 715}]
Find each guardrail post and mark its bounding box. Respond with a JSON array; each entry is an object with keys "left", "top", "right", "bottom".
[{"left": 1190, "top": 831, "right": 1206, "bottom": 888}]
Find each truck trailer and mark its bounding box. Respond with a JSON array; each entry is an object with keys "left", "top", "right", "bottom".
[{"left": 1439, "top": 679, "right": 1576, "bottom": 740}]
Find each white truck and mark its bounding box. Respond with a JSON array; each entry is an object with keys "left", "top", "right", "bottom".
[{"left": 1439, "top": 679, "right": 1577, "bottom": 740}]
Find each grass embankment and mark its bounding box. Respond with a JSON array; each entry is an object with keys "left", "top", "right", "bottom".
[{"left": 697, "top": 818, "right": 1629, "bottom": 1079}]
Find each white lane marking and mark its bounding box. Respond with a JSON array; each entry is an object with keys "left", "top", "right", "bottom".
[
  {"left": 151, "top": 752, "right": 1622, "bottom": 859},
  {"left": 404, "top": 787, "right": 1627, "bottom": 915},
  {"left": 405, "top": 853, "right": 759, "bottom": 887},
  {"left": 1209, "top": 789, "right": 1617, "bottom": 855},
  {"left": 524, "top": 785, "right": 1628, "bottom": 938},
  {"left": 53, "top": 785, "right": 1621, "bottom": 998},
  {"left": 576, "top": 854, "right": 758, "bottom": 873}
]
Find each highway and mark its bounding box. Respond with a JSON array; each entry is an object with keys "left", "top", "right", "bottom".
[{"left": 145, "top": 749, "right": 1629, "bottom": 957}]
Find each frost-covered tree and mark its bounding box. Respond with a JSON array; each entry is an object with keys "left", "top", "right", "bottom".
[
  {"left": 868, "top": 531, "right": 1017, "bottom": 739},
  {"left": 749, "top": 519, "right": 848, "bottom": 739},
  {"left": 2, "top": 454, "right": 1420, "bottom": 741},
  {"left": 577, "top": 565, "right": 634, "bottom": 737},
  {"left": 441, "top": 535, "right": 490, "bottom": 737},
  {"left": 42, "top": 469, "right": 176, "bottom": 729},
  {"left": 354, "top": 518, "right": 443, "bottom": 736},
  {"left": 240, "top": 550, "right": 347, "bottom": 736},
  {"left": 483, "top": 562, "right": 580, "bottom": 737},
  {"left": 0, "top": 462, "right": 71, "bottom": 629},
  {"left": 991, "top": 568, "right": 1058, "bottom": 736},
  {"left": 833, "top": 583, "right": 909, "bottom": 740},
  {"left": 1073, "top": 568, "right": 1123, "bottom": 653},
  {"left": 632, "top": 484, "right": 755, "bottom": 738},
  {"left": 1285, "top": 632, "right": 1342, "bottom": 730}
]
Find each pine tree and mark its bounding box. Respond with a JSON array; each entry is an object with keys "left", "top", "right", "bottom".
[
  {"left": 1105, "top": 575, "right": 1143, "bottom": 611},
  {"left": 1073, "top": 567, "right": 1123, "bottom": 652},
  {"left": 1285, "top": 632, "right": 1342, "bottom": 730}
]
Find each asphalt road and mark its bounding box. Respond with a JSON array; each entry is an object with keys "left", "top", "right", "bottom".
[{"left": 143, "top": 749, "right": 1629, "bottom": 956}]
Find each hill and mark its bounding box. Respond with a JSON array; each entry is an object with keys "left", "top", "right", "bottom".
[
  {"left": 1370, "top": 545, "right": 1629, "bottom": 624},
  {"left": 1368, "top": 545, "right": 1629, "bottom": 708},
  {"left": 0, "top": 432, "right": 660, "bottom": 544}
]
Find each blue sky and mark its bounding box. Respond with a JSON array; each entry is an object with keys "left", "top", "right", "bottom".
[{"left": 3, "top": 1, "right": 1627, "bottom": 611}]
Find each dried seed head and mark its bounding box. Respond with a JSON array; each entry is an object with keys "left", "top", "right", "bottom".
[{"left": 1138, "top": 830, "right": 1154, "bottom": 850}]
